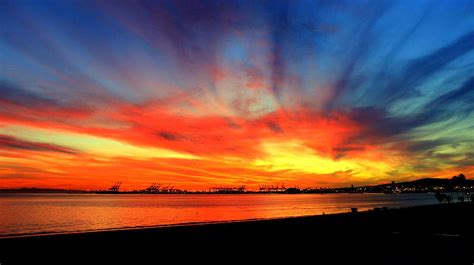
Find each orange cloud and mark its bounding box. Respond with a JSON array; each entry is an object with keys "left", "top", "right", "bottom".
[{"left": 1, "top": 92, "right": 469, "bottom": 190}]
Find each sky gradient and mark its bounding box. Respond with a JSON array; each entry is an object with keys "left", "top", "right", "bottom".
[{"left": 1, "top": 0, "right": 474, "bottom": 190}]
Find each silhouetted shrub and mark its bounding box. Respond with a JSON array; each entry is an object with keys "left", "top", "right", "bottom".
[
  {"left": 445, "top": 195, "right": 452, "bottom": 203},
  {"left": 435, "top": 192, "right": 445, "bottom": 203}
]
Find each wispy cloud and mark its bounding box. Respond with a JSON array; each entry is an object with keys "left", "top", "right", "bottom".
[{"left": 0, "top": 134, "right": 78, "bottom": 154}]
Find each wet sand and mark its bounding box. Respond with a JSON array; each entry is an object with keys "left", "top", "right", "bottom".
[{"left": 1, "top": 202, "right": 473, "bottom": 264}]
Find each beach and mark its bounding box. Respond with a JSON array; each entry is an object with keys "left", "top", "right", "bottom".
[{"left": 1, "top": 202, "right": 473, "bottom": 264}]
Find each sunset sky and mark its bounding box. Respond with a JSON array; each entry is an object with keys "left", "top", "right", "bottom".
[{"left": 1, "top": 0, "right": 474, "bottom": 190}]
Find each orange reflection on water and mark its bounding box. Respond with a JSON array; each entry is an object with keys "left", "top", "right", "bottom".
[{"left": 0, "top": 193, "right": 437, "bottom": 237}]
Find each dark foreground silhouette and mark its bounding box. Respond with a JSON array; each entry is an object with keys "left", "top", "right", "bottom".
[{"left": 1, "top": 203, "right": 473, "bottom": 264}]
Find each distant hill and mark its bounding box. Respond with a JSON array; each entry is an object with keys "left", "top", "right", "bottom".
[{"left": 374, "top": 177, "right": 474, "bottom": 188}]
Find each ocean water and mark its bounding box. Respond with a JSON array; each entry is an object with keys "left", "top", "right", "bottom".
[{"left": 0, "top": 193, "right": 438, "bottom": 237}]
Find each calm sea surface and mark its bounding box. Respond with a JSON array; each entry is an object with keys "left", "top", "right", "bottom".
[{"left": 0, "top": 193, "right": 437, "bottom": 237}]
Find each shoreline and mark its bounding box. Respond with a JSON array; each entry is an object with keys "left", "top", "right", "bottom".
[
  {"left": 0, "top": 191, "right": 431, "bottom": 195},
  {"left": 0, "top": 199, "right": 433, "bottom": 240},
  {"left": 1, "top": 202, "right": 474, "bottom": 264},
  {"left": 0, "top": 208, "right": 374, "bottom": 240}
]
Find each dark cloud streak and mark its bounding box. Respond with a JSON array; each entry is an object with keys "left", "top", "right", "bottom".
[
  {"left": 0, "top": 135, "right": 79, "bottom": 154},
  {"left": 0, "top": 80, "right": 57, "bottom": 107}
]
